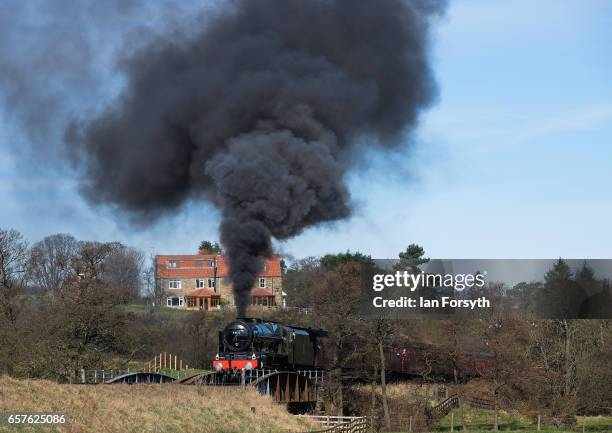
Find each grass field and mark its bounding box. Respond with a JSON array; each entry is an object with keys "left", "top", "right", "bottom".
[
  {"left": 0, "top": 376, "right": 315, "bottom": 433},
  {"left": 434, "top": 407, "right": 612, "bottom": 432},
  {"left": 356, "top": 383, "right": 612, "bottom": 433}
]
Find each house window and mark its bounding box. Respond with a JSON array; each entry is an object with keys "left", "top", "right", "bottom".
[
  {"left": 166, "top": 296, "right": 183, "bottom": 307},
  {"left": 167, "top": 261, "right": 177, "bottom": 268},
  {"left": 195, "top": 260, "right": 203, "bottom": 267},
  {"left": 169, "top": 280, "right": 181, "bottom": 289},
  {"left": 251, "top": 296, "right": 275, "bottom": 307},
  {"left": 208, "top": 278, "right": 216, "bottom": 289},
  {"left": 211, "top": 297, "right": 220, "bottom": 307},
  {"left": 259, "top": 278, "right": 266, "bottom": 288},
  {"left": 196, "top": 279, "right": 205, "bottom": 288}
]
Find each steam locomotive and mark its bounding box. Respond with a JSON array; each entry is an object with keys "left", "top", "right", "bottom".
[
  {"left": 213, "top": 318, "right": 326, "bottom": 371},
  {"left": 213, "top": 318, "right": 494, "bottom": 381}
]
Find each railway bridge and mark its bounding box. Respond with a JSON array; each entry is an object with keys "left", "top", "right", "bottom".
[
  {"left": 82, "top": 368, "right": 325, "bottom": 405},
  {"left": 180, "top": 369, "right": 325, "bottom": 405}
]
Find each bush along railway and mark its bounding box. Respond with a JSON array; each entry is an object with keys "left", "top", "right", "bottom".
[{"left": 81, "top": 317, "right": 496, "bottom": 411}]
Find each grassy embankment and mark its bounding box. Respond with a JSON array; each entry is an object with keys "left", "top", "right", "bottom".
[{"left": 0, "top": 376, "right": 315, "bottom": 433}]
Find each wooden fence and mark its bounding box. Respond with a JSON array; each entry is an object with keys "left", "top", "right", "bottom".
[
  {"left": 297, "top": 415, "right": 368, "bottom": 433},
  {"left": 144, "top": 352, "right": 188, "bottom": 372}
]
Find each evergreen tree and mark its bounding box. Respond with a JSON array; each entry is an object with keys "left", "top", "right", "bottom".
[
  {"left": 540, "top": 259, "right": 584, "bottom": 319},
  {"left": 198, "top": 240, "right": 221, "bottom": 254},
  {"left": 320, "top": 251, "right": 371, "bottom": 269},
  {"left": 393, "top": 244, "right": 429, "bottom": 272}
]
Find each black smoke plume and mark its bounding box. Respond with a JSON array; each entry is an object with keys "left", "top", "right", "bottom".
[
  {"left": 70, "top": 0, "right": 445, "bottom": 316},
  {"left": 0, "top": 0, "right": 202, "bottom": 158}
]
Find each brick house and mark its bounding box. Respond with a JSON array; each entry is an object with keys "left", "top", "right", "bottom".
[{"left": 155, "top": 253, "right": 283, "bottom": 310}]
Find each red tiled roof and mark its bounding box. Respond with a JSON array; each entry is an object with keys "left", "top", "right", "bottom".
[
  {"left": 155, "top": 253, "right": 282, "bottom": 279},
  {"left": 251, "top": 288, "right": 274, "bottom": 297},
  {"left": 157, "top": 267, "right": 215, "bottom": 278},
  {"left": 155, "top": 254, "right": 216, "bottom": 278},
  {"left": 216, "top": 255, "right": 282, "bottom": 277},
  {"left": 184, "top": 288, "right": 219, "bottom": 298}
]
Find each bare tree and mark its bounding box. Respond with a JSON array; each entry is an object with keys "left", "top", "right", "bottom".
[
  {"left": 283, "top": 256, "right": 321, "bottom": 308},
  {"left": 103, "top": 244, "right": 144, "bottom": 300},
  {"left": 63, "top": 241, "right": 143, "bottom": 301},
  {"left": 51, "top": 241, "right": 131, "bottom": 381},
  {"left": 370, "top": 317, "right": 392, "bottom": 430},
  {"left": 71, "top": 241, "right": 115, "bottom": 279},
  {"left": 313, "top": 262, "right": 363, "bottom": 415},
  {"left": 0, "top": 228, "right": 29, "bottom": 326},
  {"left": 0, "top": 228, "right": 29, "bottom": 376},
  {"left": 143, "top": 255, "right": 164, "bottom": 307},
  {"left": 29, "top": 233, "right": 78, "bottom": 293}
]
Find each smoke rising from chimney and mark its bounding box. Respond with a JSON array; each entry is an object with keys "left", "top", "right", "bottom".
[{"left": 69, "top": 0, "right": 446, "bottom": 316}]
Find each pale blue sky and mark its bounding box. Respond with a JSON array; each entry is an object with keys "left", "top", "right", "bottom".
[{"left": 0, "top": 0, "right": 610, "bottom": 260}]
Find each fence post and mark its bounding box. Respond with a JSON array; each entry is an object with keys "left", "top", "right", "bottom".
[
  {"left": 537, "top": 414, "right": 541, "bottom": 431},
  {"left": 451, "top": 412, "right": 454, "bottom": 432},
  {"left": 494, "top": 409, "right": 498, "bottom": 431},
  {"left": 409, "top": 416, "right": 413, "bottom": 432},
  {"left": 241, "top": 368, "right": 246, "bottom": 387},
  {"left": 461, "top": 402, "right": 467, "bottom": 432}
]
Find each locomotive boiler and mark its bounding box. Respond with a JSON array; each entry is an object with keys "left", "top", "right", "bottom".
[{"left": 213, "top": 318, "right": 326, "bottom": 371}]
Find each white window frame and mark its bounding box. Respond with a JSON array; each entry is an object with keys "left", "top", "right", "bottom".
[
  {"left": 166, "top": 296, "right": 184, "bottom": 307},
  {"left": 208, "top": 278, "right": 216, "bottom": 289},
  {"left": 196, "top": 279, "right": 205, "bottom": 288},
  {"left": 169, "top": 280, "right": 181, "bottom": 289},
  {"left": 167, "top": 261, "right": 177, "bottom": 268},
  {"left": 259, "top": 277, "right": 266, "bottom": 288}
]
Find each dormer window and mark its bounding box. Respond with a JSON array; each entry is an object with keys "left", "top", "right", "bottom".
[{"left": 167, "top": 261, "right": 177, "bottom": 268}]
